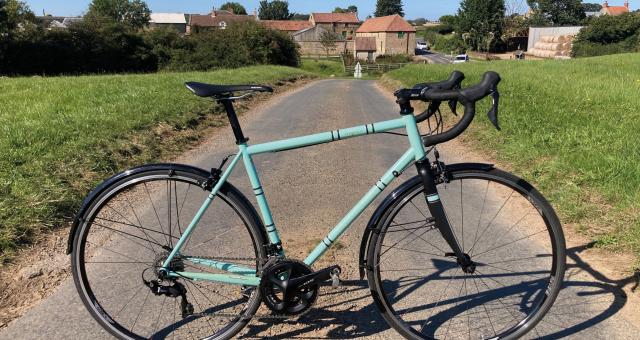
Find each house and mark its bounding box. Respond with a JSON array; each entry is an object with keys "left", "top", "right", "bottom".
[
  {"left": 37, "top": 16, "right": 83, "bottom": 30},
  {"left": 188, "top": 10, "right": 255, "bottom": 33},
  {"left": 309, "top": 12, "right": 360, "bottom": 40},
  {"left": 600, "top": 1, "right": 630, "bottom": 15},
  {"left": 355, "top": 14, "right": 416, "bottom": 60},
  {"left": 149, "top": 13, "right": 188, "bottom": 33},
  {"left": 261, "top": 20, "right": 312, "bottom": 34}
]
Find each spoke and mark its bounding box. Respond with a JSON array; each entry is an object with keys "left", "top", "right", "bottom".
[
  {"left": 123, "top": 194, "right": 164, "bottom": 254},
  {"left": 177, "top": 184, "right": 192, "bottom": 236},
  {"left": 476, "top": 212, "right": 532, "bottom": 259},
  {"left": 114, "top": 283, "right": 146, "bottom": 320},
  {"left": 471, "top": 274, "right": 497, "bottom": 336},
  {"left": 183, "top": 281, "right": 217, "bottom": 335},
  {"left": 144, "top": 182, "right": 170, "bottom": 247},
  {"left": 95, "top": 217, "right": 179, "bottom": 242},
  {"left": 443, "top": 273, "right": 467, "bottom": 339},
  {"left": 152, "top": 296, "right": 168, "bottom": 336},
  {"left": 460, "top": 179, "right": 465, "bottom": 253},
  {"left": 481, "top": 263, "right": 548, "bottom": 281},
  {"left": 473, "top": 229, "right": 548, "bottom": 258},
  {"left": 469, "top": 189, "right": 516, "bottom": 256},
  {"left": 417, "top": 267, "right": 461, "bottom": 335},
  {"left": 378, "top": 222, "right": 430, "bottom": 258},
  {"left": 167, "top": 180, "right": 173, "bottom": 248},
  {"left": 85, "top": 260, "right": 154, "bottom": 265},
  {"left": 474, "top": 272, "right": 521, "bottom": 333},
  {"left": 410, "top": 200, "right": 429, "bottom": 220},
  {"left": 130, "top": 288, "right": 151, "bottom": 333},
  {"left": 92, "top": 221, "right": 165, "bottom": 252},
  {"left": 470, "top": 180, "right": 491, "bottom": 259},
  {"left": 86, "top": 240, "right": 149, "bottom": 265},
  {"left": 381, "top": 245, "right": 447, "bottom": 258}
]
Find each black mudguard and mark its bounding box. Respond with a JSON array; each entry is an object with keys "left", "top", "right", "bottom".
[{"left": 358, "top": 162, "right": 495, "bottom": 279}]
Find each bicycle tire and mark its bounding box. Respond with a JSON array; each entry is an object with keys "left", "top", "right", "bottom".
[
  {"left": 70, "top": 164, "right": 267, "bottom": 340},
  {"left": 366, "top": 165, "right": 566, "bottom": 340}
]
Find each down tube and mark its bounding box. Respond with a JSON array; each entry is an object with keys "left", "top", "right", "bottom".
[{"left": 304, "top": 148, "right": 417, "bottom": 266}]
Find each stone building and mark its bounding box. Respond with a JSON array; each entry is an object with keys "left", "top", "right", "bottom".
[
  {"left": 355, "top": 15, "right": 416, "bottom": 60},
  {"left": 188, "top": 9, "right": 255, "bottom": 33},
  {"left": 309, "top": 12, "right": 360, "bottom": 40}
]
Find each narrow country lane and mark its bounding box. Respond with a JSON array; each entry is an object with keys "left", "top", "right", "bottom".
[{"left": 1, "top": 79, "right": 638, "bottom": 339}]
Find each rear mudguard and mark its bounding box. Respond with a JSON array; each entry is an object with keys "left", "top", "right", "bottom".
[
  {"left": 358, "top": 163, "right": 495, "bottom": 279},
  {"left": 66, "top": 163, "right": 268, "bottom": 255}
]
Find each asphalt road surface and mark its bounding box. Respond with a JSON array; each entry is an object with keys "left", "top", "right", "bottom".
[
  {"left": 416, "top": 51, "right": 452, "bottom": 65},
  {"left": 1, "top": 79, "right": 639, "bottom": 339}
]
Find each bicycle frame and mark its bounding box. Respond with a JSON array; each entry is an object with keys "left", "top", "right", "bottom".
[{"left": 162, "top": 114, "right": 427, "bottom": 286}]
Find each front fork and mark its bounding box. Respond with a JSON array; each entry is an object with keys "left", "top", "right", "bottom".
[{"left": 415, "top": 159, "right": 472, "bottom": 268}]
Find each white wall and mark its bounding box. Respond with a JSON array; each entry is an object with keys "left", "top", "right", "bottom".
[{"left": 527, "top": 26, "right": 584, "bottom": 50}]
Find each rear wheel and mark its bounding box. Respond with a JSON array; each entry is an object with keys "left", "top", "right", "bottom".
[
  {"left": 71, "top": 165, "right": 267, "bottom": 339},
  {"left": 367, "top": 166, "right": 565, "bottom": 340}
]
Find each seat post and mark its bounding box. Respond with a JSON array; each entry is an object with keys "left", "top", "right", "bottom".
[{"left": 219, "top": 99, "right": 248, "bottom": 144}]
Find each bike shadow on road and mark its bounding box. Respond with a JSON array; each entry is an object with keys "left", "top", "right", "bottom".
[{"left": 240, "top": 243, "right": 639, "bottom": 339}]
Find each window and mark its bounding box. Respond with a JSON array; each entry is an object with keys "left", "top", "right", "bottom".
[
  {"left": 398, "top": 32, "right": 405, "bottom": 39},
  {"left": 342, "top": 31, "right": 347, "bottom": 38}
]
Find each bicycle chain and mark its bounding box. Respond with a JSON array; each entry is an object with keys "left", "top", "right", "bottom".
[{"left": 176, "top": 255, "right": 315, "bottom": 320}]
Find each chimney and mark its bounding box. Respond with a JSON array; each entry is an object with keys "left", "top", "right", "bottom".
[
  {"left": 603, "top": 1, "right": 609, "bottom": 8},
  {"left": 253, "top": 9, "right": 258, "bottom": 19},
  {"left": 624, "top": 1, "right": 629, "bottom": 8}
]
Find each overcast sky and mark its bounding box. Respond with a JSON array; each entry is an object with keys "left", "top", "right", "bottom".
[{"left": 22, "top": 0, "right": 639, "bottom": 20}]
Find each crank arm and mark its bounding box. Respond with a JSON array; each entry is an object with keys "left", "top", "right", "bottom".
[{"left": 289, "top": 265, "right": 341, "bottom": 290}]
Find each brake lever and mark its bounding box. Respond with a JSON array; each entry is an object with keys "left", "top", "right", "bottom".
[
  {"left": 447, "top": 84, "right": 461, "bottom": 116},
  {"left": 487, "top": 89, "right": 500, "bottom": 131}
]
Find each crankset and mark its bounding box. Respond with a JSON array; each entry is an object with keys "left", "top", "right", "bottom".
[{"left": 260, "top": 259, "right": 341, "bottom": 315}]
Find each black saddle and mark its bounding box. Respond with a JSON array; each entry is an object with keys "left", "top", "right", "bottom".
[{"left": 185, "top": 82, "right": 273, "bottom": 98}]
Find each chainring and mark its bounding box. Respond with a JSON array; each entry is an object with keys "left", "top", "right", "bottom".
[{"left": 260, "top": 259, "right": 319, "bottom": 315}]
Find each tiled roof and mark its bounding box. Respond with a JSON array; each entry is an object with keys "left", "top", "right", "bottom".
[
  {"left": 261, "top": 20, "right": 312, "bottom": 32},
  {"left": 150, "top": 13, "right": 187, "bottom": 24},
  {"left": 311, "top": 12, "right": 359, "bottom": 24},
  {"left": 357, "top": 14, "right": 416, "bottom": 33},
  {"left": 355, "top": 37, "right": 377, "bottom": 51},
  {"left": 189, "top": 14, "right": 254, "bottom": 27},
  {"left": 602, "top": 6, "right": 630, "bottom": 15}
]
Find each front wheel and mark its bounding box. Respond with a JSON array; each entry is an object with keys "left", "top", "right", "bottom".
[
  {"left": 366, "top": 166, "right": 566, "bottom": 340},
  {"left": 70, "top": 164, "right": 267, "bottom": 340}
]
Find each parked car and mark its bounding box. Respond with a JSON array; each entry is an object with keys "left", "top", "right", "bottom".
[
  {"left": 416, "top": 41, "right": 429, "bottom": 51},
  {"left": 452, "top": 54, "right": 470, "bottom": 64}
]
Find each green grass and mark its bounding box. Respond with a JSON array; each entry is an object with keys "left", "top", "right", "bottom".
[
  {"left": 0, "top": 65, "right": 312, "bottom": 261},
  {"left": 387, "top": 53, "right": 640, "bottom": 263},
  {"left": 300, "top": 58, "right": 345, "bottom": 77}
]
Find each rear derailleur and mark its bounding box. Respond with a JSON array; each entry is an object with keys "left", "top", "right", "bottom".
[{"left": 142, "top": 254, "right": 194, "bottom": 318}]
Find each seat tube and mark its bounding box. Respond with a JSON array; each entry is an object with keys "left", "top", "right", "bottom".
[
  {"left": 404, "top": 114, "right": 467, "bottom": 263},
  {"left": 238, "top": 144, "right": 283, "bottom": 255}
]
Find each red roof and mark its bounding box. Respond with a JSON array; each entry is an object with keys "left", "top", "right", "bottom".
[
  {"left": 311, "top": 12, "right": 359, "bottom": 24},
  {"left": 357, "top": 15, "right": 416, "bottom": 33},
  {"left": 355, "top": 37, "right": 377, "bottom": 51},
  {"left": 261, "top": 20, "right": 312, "bottom": 32},
  {"left": 190, "top": 14, "right": 254, "bottom": 27},
  {"left": 602, "top": 6, "right": 630, "bottom": 15}
]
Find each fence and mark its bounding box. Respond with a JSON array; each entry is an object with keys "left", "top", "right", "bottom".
[{"left": 344, "top": 62, "right": 409, "bottom": 74}]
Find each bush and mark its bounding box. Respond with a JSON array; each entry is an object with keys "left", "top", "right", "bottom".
[
  {"left": 375, "top": 54, "right": 413, "bottom": 64},
  {"left": 432, "top": 34, "right": 467, "bottom": 54},
  {"left": 1, "top": 21, "right": 158, "bottom": 75},
  {"left": 151, "top": 21, "right": 300, "bottom": 72},
  {"left": 572, "top": 12, "right": 640, "bottom": 57}
]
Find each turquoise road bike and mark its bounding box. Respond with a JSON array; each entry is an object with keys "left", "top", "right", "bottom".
[{"left": 69, "top": 71, "right": 566, "bottom": 339}]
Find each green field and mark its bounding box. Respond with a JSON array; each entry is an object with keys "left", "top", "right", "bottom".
[
  {"left": 388, "top": 54, "right": 640, "bottom": 264},
  {"left": 0, "top": 66, "right": 311, "bottom": 261},
  {"left": 300, "top": 58, "right": 345, "bottom": 77}
]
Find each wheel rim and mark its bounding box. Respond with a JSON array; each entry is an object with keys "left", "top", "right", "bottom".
[
  {"left": 74, "top": 172, "right": 262, "bottom": 339},
  {"left": 372, "top": 172, "right": 563, "bottom": 340}
]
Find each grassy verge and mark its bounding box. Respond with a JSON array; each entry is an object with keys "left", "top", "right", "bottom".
[
  {"left": 387, "top": 54, "right": 640, "bottom": 265},
  {"left": 300, "top": 58, "right": 345, "bottom": 77},
  {"left": 0, "top": 65, "right": 312, "bottom": 262}
]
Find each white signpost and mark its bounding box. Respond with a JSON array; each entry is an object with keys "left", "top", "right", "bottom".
[{"left": 354, "top": 62, "right": 362, "bottom": 79}]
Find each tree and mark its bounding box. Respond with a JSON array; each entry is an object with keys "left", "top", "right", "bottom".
[
  {"left": 319, "top": 30, "right": 342, "bottom": 56},
  {"left": 412, "top": 17, "right": 427, "bottom": 26},
  {"left": 291, "top": 13, "right": 309, "bottom": 20},
  {"left": 375, "top": 0, "right": 404, "bottom": 17},
  {"left": 526, "top": 0, "right": 586, "bottom": 26},
  {"left": 0, "top": 0, "right": 8, "bottom": 35},
  {"left": 219, "top": 2, "right": 247, "bottom": 15},
  {"left": 457, "top": 0, "right": 505, "bottom": 51},
  {"left": 333, "top": 5, "right": 358, "bottom": 13},
  {"left": 582, "top": 2, "right": 602, "bottom": 12},
  {"left": 258, "top": 0, "right": 293, "bottom": 20},
  {"left": 86, "top": 0, "right": 150, "bottom": 29},
  {"left": 504, "top": 0, "right": 527, "bottom": 16}
]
